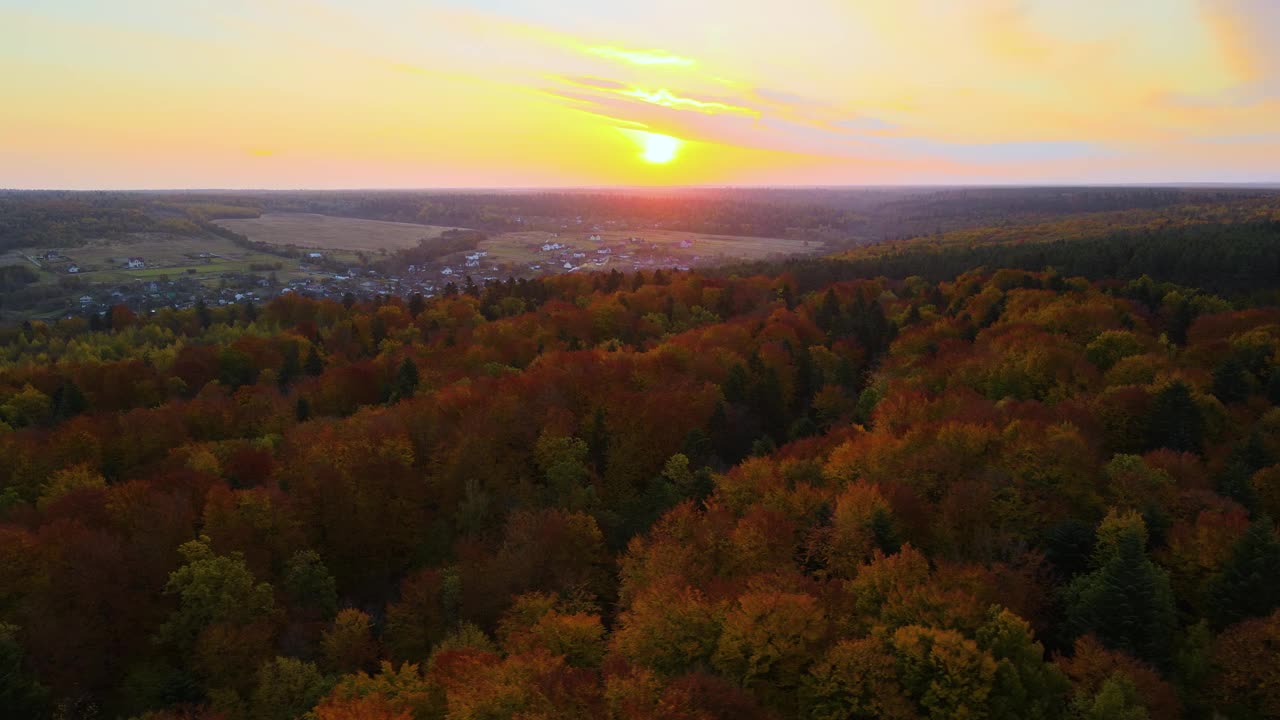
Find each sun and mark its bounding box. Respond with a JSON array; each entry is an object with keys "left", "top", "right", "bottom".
[
  {"left": 620, "top": 129, "right": 682, "bottom": 164},
  {"left": 641, "top": 133, "right": 681, "bottom": 164}
]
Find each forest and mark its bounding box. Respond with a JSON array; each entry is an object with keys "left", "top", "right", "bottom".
[{"left": 1, "top": 216, "right": 1280, "bottom": 720}]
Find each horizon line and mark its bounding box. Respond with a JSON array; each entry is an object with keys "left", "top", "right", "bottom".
[{"left": 5, "top": 181, "right": 1280, "bottom": 193}]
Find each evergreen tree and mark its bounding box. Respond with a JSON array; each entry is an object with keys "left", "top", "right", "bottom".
[
  {"left": 582, "top": 407, "right": 609, "bottom": 476},
  {"left": 390, "top": 357, "right": 420, "bottom": 402},
  {"left": 1212, "top": 356, "right": 1252, "bottom": 404},
  {"left": 52, "top": 379, "right": 87, "bottom": 421},
  {"left": 1064, "top": 512, "right": 1177, "bottom": 663},
  {"left": 294, "top": 396, "right": 311, "bottom": 422},
  {"left": 1209, "top": 519, "right": 1280, "bottom": 628},
  {"left": 1144, "top": 382, "right": 1204, "bottom": 453},
  {"left": 278, "top": 344, "right": 301, "bottom": 389},
  {"left": 408, "top": 292, "right": 425, "bottom": 318},
  {"left": 304, "top": 345, "right": 324, "bottom": 376},
  {"left": 195, "top": 298, "right": 211, "bottom": 329},
  {"left": 370, "top": 314, "right": 388, "bottom": 348}
]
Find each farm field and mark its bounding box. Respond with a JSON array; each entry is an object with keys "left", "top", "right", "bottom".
[
  {"left": 216, "top": 213, "right": 458, "bottom": 252},
  {"left": 42, "top": 233, "right": 295, "bottom": 283},
  {"left": 480, "top": 229, "right": 824, "bottom": 266}
]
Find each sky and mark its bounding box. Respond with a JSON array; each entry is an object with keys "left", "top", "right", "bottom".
[{"left": 2, "top": 0, "right": 1279, "bottom": 188}]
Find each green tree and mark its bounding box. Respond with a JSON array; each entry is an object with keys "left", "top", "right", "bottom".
[
  {"left": 1209, "top": 519, "right": 1280, "bottom": 628},
  {"left": 1144, "top": 382, "right": 1204, "bottom": 454},
  {"left": 304, "top": 345, "right": 325, "bottom": 376},
  {"left": 283, "top": 549, "right": 338, "bottom": 618},
  {"left": 1070, "top": 672, "right": 1149, "bottom": 720},
  {"left": 390, "top": 357, "right": 419, "bottom": 403},
  {"left": 1063, "top": 512, "right": 1177, "bottom": 663},
  {"left": 250, "top": 656, "right": 333, "bottom": 720},
  {"left": 158, "top": 535, "right": 277, "bottom": 653},
  {"left": 977, "top": 607, "right": 1071, "bottom": 720}
]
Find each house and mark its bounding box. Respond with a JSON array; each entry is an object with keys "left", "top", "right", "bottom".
[
  {"left": 441, "top": 268, "right": 454, "bottom": 276},
  {"left": 79, "top": 295, "right": 93, "bottom": 305},
  {"left": 540, "top": 242, "right": 566, "bottom": 252},
  {"left": 67, "top": 265, "right": 80, "bottom": 274},
  {"left": 308, "top": 252, "right": 323, "bottom": 259},
  {"left": 679, "top": 240, "right": 693, "bottom": 249},
  {"left": 588, "top": 234, "right": 602, "bottom": 242},
  {"left": 562, "top": 262, "right": 574, "bottom": 270},
  {"left": 126, "top": 257, "right": 145, "bottom": 269}
]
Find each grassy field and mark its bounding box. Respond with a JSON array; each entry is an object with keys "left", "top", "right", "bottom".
[
  {"left": 0, "top": 251, "right": 36, "bottom": 268},
  {"left": 216, "top": 213, "right": 458, "bottom": 252},
  {"left": 41, "top": 233, "right": 298, "bottom": 283},
  {"left": 480, "top": 230, "right": 824, "bottom": 266}
]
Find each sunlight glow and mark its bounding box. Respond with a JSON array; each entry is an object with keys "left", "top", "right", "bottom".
[
  {"left": 586, "top": 46, "right": 695, "bottom": 67},
  {"left": 637, "top": 132, "right": 681, "bottom": 164}
]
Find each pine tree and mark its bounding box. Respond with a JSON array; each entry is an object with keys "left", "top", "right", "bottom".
[
  {"left": 195, "top": 298, "right": 211, "bottom": 329},
  {"left": 304, "top": 345, "right": 324, "bottom": 376},
  {"left": 52, "top": 379, "right": 87, "bottom": 421},
  {"left": 1064, "top": 512, "right": 1177, "bottom": 663},
  {"left": 278, "top": 344, "right": 301, "bottom": 389},
  {"left": 1209, "top": 519, "right": 1280, "bottom": 628},
  {"left": 391, "top": 357, "right": 420, "bottom": 402},
  {"left": 1144, "top": 382, "right": 1204, "bottom": 453},
  {"left": 295, "top": 396, "right": 311, "bottom": 422}
]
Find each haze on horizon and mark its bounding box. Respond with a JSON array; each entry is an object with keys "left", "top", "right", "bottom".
[{"left": 3, "top": 0, "right": 1279, "bottom": 190}]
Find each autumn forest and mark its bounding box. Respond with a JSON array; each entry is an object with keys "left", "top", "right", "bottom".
[{"left": 3, "top": 195, "right": 1280, "bottom": 720}]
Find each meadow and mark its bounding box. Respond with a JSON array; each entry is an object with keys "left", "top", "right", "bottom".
[
  {"left": 216, "top": 212, "right": 458, "bottom": 252},
  {"left": 42, "top": 233, "right": 295, "bottom": 283}
]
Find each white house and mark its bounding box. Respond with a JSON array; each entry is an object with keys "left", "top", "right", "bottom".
[
  {"left": 126, "top": 257, "right": 145, "bottom": 269},
  {"left": 307, "top": 252, "right": 323, "bottom": 259},
  {"left": 67, "top": 265, "right": 80, "bottom": 273},
  {"left": 441, "top": 268, "right": 454, "bottom": 275}
]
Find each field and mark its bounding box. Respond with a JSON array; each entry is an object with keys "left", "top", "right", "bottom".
[
  {"left": 41, "top": 233, "right": 296, "bottom": 283},
  {"left": 480, "top": 229, "right": 824, "bottom": 266},
  {"left": 0, "top": 251, "right": 36, "bottom": 268},
  {"left": 216, "top": 213, "right": 458, "bottom": 252}
]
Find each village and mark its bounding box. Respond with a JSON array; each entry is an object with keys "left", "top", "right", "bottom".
[{"left": 1, "top": 213, "right": 819, "bottom": 322}]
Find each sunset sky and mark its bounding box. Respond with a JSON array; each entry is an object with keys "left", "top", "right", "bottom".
[{"left": 2, "top": 0, "right": 1278, "bottom": 188}]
